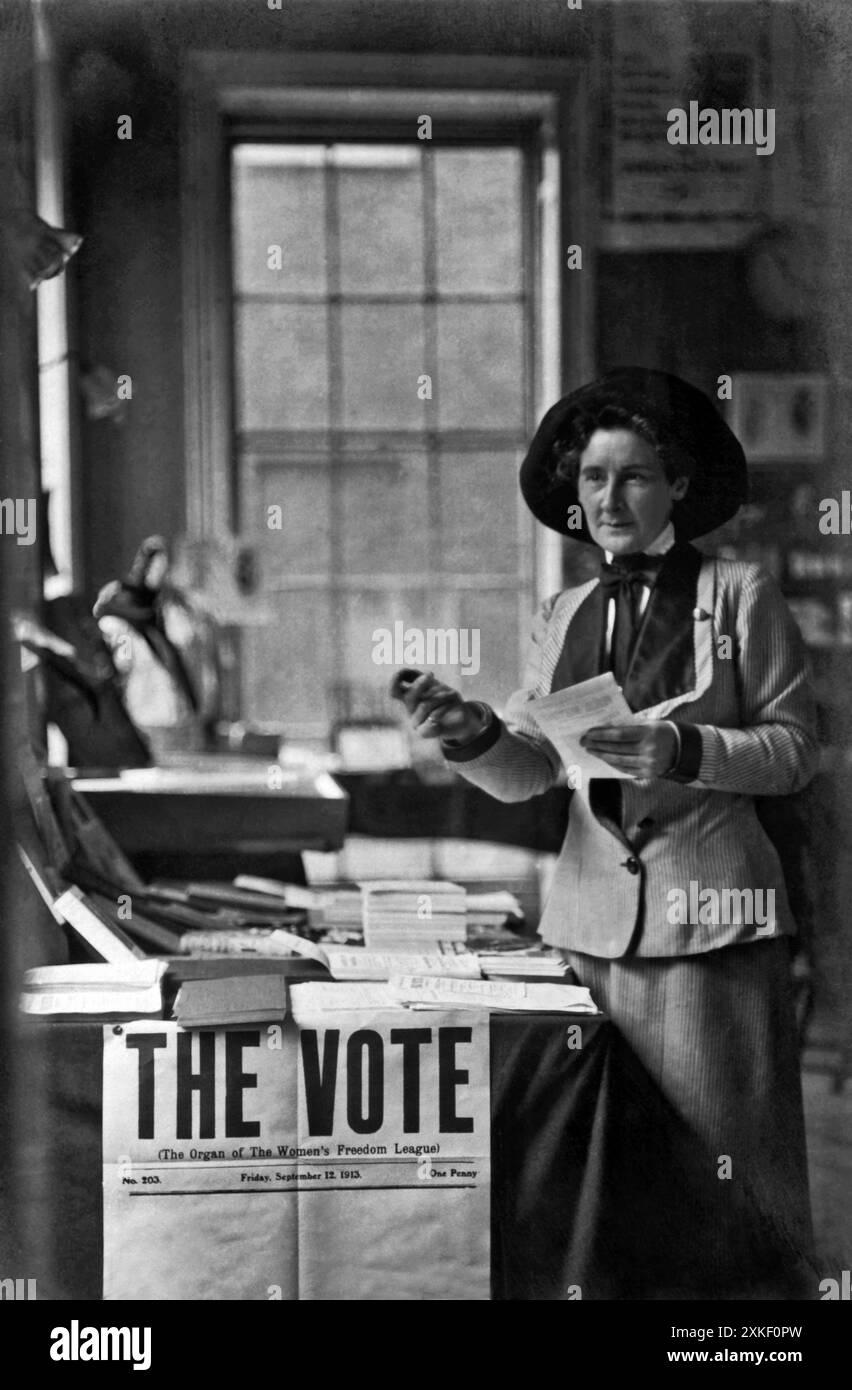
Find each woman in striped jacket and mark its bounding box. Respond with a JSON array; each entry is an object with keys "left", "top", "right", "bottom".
[{"left": 395, "top": 368, "right": 819, "bottom": 1300}]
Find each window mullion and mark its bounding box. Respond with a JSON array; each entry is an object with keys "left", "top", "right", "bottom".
[
  {"left": 325, "top": 145, "right": 345, "bottom": 694},
  {"left": 422, "top": 144, "right": 442, "bottom": 627}
]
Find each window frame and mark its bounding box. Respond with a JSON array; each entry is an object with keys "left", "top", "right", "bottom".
[{"left": 180, "top": 51, "right": 595, "bottom": 609}]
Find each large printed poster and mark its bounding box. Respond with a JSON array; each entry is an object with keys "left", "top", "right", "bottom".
[
  {"left": 602, "top": 8, "right": 766, "bottom": 247},
  {"left": 103, "top": 1013, "right": 490, "bottom": 1300}
]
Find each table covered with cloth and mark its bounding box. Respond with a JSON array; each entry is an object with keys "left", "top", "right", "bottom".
[{"left": 18, "top": 1011, "right": 813, "bottom": 1300}]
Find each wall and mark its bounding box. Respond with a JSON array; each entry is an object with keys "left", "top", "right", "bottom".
[
  {"left": 60, "top": 0, "right": 590, "bottom": 592},
  {"left": 54, "top": 0, "right": 842, "bottom": 594}
]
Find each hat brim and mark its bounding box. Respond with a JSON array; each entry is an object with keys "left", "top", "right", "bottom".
[{"left": 520, "top": 368, "right": 748, "bottom": 543}]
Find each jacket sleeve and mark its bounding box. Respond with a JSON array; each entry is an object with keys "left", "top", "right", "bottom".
[
  {"left": 441, "top": 594, "right": 565, "bottom": 803},
  {"left": 682, "top": 567, "right": 820, "bottom": 795}
]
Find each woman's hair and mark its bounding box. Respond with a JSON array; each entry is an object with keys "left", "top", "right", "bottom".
[{"left": 550, "top": 405, "right": 696, "bottom": 491}]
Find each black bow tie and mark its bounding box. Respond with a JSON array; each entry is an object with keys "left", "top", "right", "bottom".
[{"left": 598, "top": 552, "right": 666, "bottom": 599}]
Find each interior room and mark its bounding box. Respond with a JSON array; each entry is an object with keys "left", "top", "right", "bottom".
[{"left": 1, "top": 0, "right": 850, "bottom": 1320}]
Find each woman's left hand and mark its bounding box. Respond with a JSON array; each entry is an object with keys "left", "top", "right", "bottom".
[{"left": 579, "top": 721, "right": 679, "bottom": 778}]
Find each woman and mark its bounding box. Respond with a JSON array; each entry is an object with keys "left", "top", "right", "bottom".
[{"left": 395, "top": 368, "right": 819, "bottom": 1299}]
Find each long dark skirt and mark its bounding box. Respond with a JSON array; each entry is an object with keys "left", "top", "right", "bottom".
[{"left": 566, "top": 938, "right": 816, "bottom": 1299}]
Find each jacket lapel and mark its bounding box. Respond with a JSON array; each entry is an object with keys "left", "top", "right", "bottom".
[
  {"left": 549, "top": 585, "right": 630, "bottom": 847},
  {"left": 622, "top": 543, "right": 703, "bottom": 712},
  {"left": 549, "top": 585, "right": 606, "bottom": 691},
  {"left": 544, "top": 545, "right": 704, "bottom": 849}
]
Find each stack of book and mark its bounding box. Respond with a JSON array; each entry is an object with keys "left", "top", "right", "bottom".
[
  {"left": 476, "top": 948, "right": 571, "bottom": 979},
  {"left": 311, "top": 888, "right": 364, "bottom": 933},
  {"left": 465, "top": 890, "right": 523, "bottom": 929},
  {"left": 173, "top": 974, "right": 288, "bottom": 1027},
  {"left": 234, "top": 876, "right": 363, "bottom": 934},
  {"left": 360, "top": 880, "right": 467, "bottom": 952}
]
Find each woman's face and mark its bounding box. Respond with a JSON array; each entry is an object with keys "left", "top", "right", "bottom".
[{"left": 577, "top": 428, "right": 689, "bottom": 555}]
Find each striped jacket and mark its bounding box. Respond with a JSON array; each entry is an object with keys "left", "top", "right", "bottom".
[{"left": 446, "top": 556, "right": 819, "bottom": 957}]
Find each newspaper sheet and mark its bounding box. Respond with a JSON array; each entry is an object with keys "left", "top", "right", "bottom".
[{"left": 103, "top": 1014, "right": 490, "bottom": 1300}]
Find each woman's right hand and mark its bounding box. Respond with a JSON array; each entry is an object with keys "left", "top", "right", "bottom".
[{"left": 390, "top": 669, "right": 485, "bottom": 743}]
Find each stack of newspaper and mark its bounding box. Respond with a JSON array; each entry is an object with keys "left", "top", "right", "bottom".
[
  {"left": 21, "top": 961, "right": 167, "bottom": 1020},
  {"left": 262, "top": 930, "right": 482, "bottom": 981},
  {"left": 361, "top": 880, "right": 467, "bottom": 951},
  {"left": 289, "top": 976, "right": 599, "bottom": 1017},
  {"left": 392, "top": 976, "right": 599, "bottom": 1013}
]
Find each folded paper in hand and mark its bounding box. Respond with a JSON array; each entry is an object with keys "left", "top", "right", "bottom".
[{"left": 527, "top": 672, "right": 639, "bottom": 781}]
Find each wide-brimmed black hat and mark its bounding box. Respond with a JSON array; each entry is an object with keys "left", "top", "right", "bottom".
[{"left": 519, "top": 367, "right": 748, "bottom": 543}]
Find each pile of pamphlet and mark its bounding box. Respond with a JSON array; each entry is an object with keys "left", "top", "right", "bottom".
[
  {"left": 361, "top": 880, "right": 467, "bottom": 951},
  {"left": 476, "top": 948, "right": 570, "bottom": 978},
  {"left": 268, "top": 930, "right": 482, "bottom": 980},
  {"left": 288, "top": 976, "right": 599, "bottom": 1018},
  {"left": 391, "top": 976, "right": 599, "bottom": 1013},
  {"left": 21, "top": 961, "right": 167, "bottom": 1020},
  {"left": 173, "top": 973, "right": 287, "bottom": 1027},
  {"left": 234, "top": 876, "right": 363, "bottom": 932}
]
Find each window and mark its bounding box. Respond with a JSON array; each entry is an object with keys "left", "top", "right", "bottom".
[
  {"left": 180, "top": 57, "right": 588, "bottom": 740},
  {"left": 230, "top": 136, "right": 537, "bottom": 736}
]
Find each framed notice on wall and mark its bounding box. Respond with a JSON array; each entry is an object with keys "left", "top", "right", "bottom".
[
  {"left": 726, "top": 374, "right": 828, "bottom": 464},
  {"left": 600, "top": 8, "right": 771, "bottom": 250}
]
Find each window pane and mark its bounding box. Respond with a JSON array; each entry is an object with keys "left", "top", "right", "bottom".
[
  {"left": 348, "top": 589, "right": 508, "bottom": 695},
  {"left": 235, "top": 303, "right": 328, "bottom": 429},
  {"left": 435, "top": 148, "right": 523, "bottom": 294},
  {"left": 457, "top": 591, "right": 522, "bottom": 705},
  {"left": 341, "top": 588, "right": 430, "bottom": 692},
  {"left": 339, "top": 455, "right": 430, "bottom": 575},
  {"left": 438, "top": 451, "right": 524, "bottom": 575},
  {"left": 336, "top": 146, "right": 424, "bottom": 295},
  {"left": 245, "top": 463, "right": 333, "bottom": 576},
  {"left": 436, "top": 303, "right": 525, "bottom": 430},
  {"left": 232, "top": 145, "right": 327, "bottom": 296},
  {"left": 243, "top": 590, "right": 333, "bottom": 727},
  {"left": 341, "top": 304, "right": 426, "bottom": 428}
]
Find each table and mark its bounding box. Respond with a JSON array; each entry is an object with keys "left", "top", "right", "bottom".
[
  {"left": 17, "top": 1005, "right": 773, "bottom": 1301},
  {"left": 71, "top": 758, "right": 348, "bottom": 882}
]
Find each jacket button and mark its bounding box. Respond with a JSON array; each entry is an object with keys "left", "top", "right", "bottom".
[{"left": 623, "top": 857, "right": 640, "bottom": 874}]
